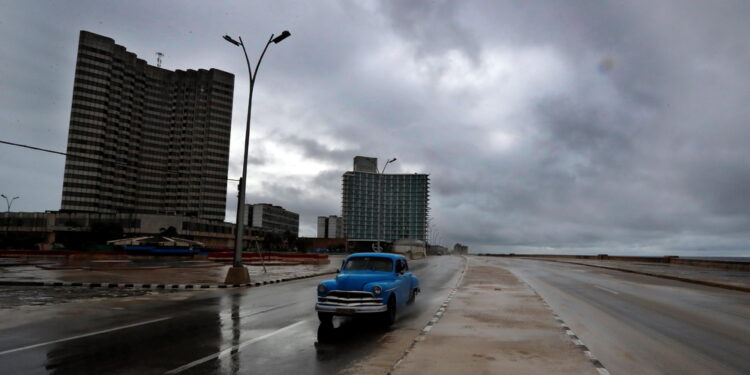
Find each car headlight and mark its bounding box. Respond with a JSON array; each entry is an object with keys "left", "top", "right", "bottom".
[
  {"left": 317, "top": 284, "right": 327, "bottom": 294},
  {"left": 372, "top": 286, "right": 382, "bottom": 295}
]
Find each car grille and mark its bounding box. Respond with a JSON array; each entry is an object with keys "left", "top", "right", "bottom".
[{"left": 319, "top": 290, "right": 383, "bottom": 306}]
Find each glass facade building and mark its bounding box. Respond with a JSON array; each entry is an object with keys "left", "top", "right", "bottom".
[{"left": 342, "top": 169, "right": 429, "bottom": 242}]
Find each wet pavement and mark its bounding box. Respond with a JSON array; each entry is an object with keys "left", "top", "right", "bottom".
[
  {"left": 498, "top": 257, "right": 750, "bottom": 375},
  {"left": 0, "top": 256, "right": 344, "bottom": 285},
  {"left": 0, "top": 285, "right": 181, "bottom": 309},
  {"left": 0, "top": 256, "right": 464, "bottom": 374}
]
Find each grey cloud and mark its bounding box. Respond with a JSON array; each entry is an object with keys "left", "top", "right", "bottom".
[{"left": 2, "top": 1, "right": 750, "bottom": 255}]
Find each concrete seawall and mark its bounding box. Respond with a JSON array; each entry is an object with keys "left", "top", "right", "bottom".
[{"left": 478, "top": 253, "right": 750, "bottom": 271}]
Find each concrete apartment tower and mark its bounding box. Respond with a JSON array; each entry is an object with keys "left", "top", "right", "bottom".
[{"left": 61, "top": 31, "right": 234, "bottom": 221}]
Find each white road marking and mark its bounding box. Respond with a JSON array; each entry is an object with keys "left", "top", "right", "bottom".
[
  {"left": 593, "top": 285, "right": 620, "bottom": 295},
  {"left": 0, "top": 317, "right": 172, "bottom": 356},
  {"left": 165, "top": 320, "right": 306, "bottom": 374}
]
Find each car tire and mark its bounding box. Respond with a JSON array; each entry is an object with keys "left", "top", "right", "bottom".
[
  {"left": 407, "top": 288, "right": 416, "bottom": 305},
  {"left": 382, "top": 296, "right": 396, "bottom": 326},
  {"left": 318, "top": 312, "right": 333, "bottom": 324}
]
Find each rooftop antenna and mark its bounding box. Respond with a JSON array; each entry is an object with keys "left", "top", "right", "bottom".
[{"left": 156, "top": 52, "right": 164, "bottom": 68}]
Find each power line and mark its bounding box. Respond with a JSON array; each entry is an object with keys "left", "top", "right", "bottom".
[
  {"left": 0, "top": 139, "right": 239, "bottom": 181},
  {"left": 0, "top": 139, "right": 66, "bottom": 156}
]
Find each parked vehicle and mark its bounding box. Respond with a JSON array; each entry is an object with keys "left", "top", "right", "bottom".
[{"left": 315, "top": 252, "right": 420, "bottom": 326}]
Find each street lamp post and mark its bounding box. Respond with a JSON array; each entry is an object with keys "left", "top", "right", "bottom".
[
  {"left": 376, "top": 158, "right": 397, "bottom": 252},
  {"left": 1, "top": 194, "right": 19, "bottom": 246},
  {"left": 222, "top": 30, "right": 290, "bottom": 284},
  {"left": 1, "top": 194, "right": 19, "bottom": 213}
]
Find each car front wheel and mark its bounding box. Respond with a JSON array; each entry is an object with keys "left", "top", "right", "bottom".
[
  {"left": 407, "top": 288, "right": 416, "bottom": 305},
  {"left": 318, "top": 312, "right": 333, "bottom": 324},
  {"left": 381, "top": 296, "right": 396, "bottom": 326}
]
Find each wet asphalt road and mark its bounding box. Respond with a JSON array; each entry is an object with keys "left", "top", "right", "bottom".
[
  {"left": 494, "top": 257, "right": 750, "bottom": 375},
  {"left": 0, "top": 256, "right": 463, "bottom": 375}
]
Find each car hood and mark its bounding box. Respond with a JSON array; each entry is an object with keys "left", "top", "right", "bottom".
[{"left": 334, "top": 273, "right": 392, "bottom": 290}]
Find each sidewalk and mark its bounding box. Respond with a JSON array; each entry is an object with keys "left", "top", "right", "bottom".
[
  {"left": 391, "top": 257, "right": 601, "bottom": 375},
  {"left": 0, "top": 255, "right": 344, "bottom": 286},
  {"left": 542, "top": 258, "right": 750, "bottom": 292}
]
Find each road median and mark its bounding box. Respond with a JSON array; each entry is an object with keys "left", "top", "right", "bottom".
[
  {"left": 390, "top": 257, "right": 603, "bottom": 375},
  {"left": 0, "top": 255, "right": 345, "bottom": 289}
]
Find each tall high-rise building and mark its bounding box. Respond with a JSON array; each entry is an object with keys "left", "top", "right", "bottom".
[
  {"left": 317, "top": 215, "right": 343, "bottom": 238},
  {"left": 342, "top": 157, "right": 429, "bottom": 243},
  {"left": 61, "top": 31, "right": 234, "bottom": 221}
]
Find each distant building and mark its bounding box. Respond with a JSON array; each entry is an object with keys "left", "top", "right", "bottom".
[
  {"left": 317, "top": 215, "right": 343, "bottom": 238},
  {"left": 246, "top": 204, "right": 299, "bottom": 235},
  {"left": 60, "top": 31, "right": 234, "bottom": 221},
  {"left": 453, "top": 243, "right": 469, "bottom": 254},
  {"left": 342, "top": 157, "right": 430, "bottom": 246},
  {"left": 393, "top": 238, "right": 427, "bottom": 258},
  {"left": 428, "top": 245, "right": 449, "bottom": 255}
]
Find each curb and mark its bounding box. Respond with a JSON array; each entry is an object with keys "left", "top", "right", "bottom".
[
  {"left": 388, "top": 256, "right": 469, "bottom": 374},
  {"left": 0, "top": 271, "right": 338, "bottom": 290},
  {"left": 534, "top": 259, "right": 750, "bottom": 293},
  {"left": 553, "top": 312, "right": 611, "bottom": 375},
  {"left": 524, "top": 280, "right": 612, "bottom": 375}
]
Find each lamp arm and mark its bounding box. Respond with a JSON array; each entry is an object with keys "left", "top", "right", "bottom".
[{"left": 251, "top": 34, "right": 275, "bottom": 84}]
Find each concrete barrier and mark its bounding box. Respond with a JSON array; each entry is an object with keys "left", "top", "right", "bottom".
[{"left": 477, "top": 253, "right": 750, "bottom": 271}]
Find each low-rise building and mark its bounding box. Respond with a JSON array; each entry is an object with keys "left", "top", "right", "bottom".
[
  {"left": 393, "top": 238, "right": 427, "bottom": 259},
  {"left": 453, "top": 243, "right": 469, "bottom": 254},
  {"left": 246, "top": 204, "right": 299, "bottom": 236},
  {"left": 0, "top": 211, "right": 260, "bottom": 250},
  {"left": 428, "top": 245, "right": 449, "bottom": 255}
]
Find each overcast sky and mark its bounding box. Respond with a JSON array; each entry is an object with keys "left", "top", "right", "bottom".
[{"left": 2, "top": 1, "right": 749, "bottom": 256}]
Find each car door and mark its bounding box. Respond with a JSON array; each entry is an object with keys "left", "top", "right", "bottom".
[
  {"left": 394, "top": 258, "right": 409, "bottom": 304},
  {"left": 402, "top": 259, "right": 414, "bottom": 296}
]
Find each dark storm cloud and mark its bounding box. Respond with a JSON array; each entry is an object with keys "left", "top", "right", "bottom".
[
  {"left": 2, "top": 1, "right": 749, "bottom": 255},
  {"left": 275, "top": 133, "right": 355, "bottom": 165}
]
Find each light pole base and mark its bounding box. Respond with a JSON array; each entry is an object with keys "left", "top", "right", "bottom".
[{"left": 224, "top": 266, "right": 251, "bottom": 284}]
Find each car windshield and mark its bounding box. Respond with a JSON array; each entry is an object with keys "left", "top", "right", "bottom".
[{"left": 344, "top": 257, "right": 393, "bottom": 272}]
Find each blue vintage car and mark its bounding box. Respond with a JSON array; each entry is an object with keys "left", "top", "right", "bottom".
[{"left": 315, "top": 253, "right": 420, "bottom": 325}]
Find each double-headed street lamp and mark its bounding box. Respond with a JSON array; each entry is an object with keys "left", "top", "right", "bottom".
[
  {"left": 222, "top": 30, "right": 290, "bottom": 284},
  {"left": 376, "top": 158, "right": 397, "bottom": 252},
  {"left": 1, "top": 194, "right": 19, "bottom": 244},
  {"left": 1, "top": 194, "right": 19, "bottom": 213}
]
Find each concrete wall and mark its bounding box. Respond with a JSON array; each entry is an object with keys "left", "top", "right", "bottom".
[{"left": 480, "top": 253, "right": 750, "bottom": 272}]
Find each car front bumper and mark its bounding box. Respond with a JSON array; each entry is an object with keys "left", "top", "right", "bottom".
[{"left": 315, "top": 303, "right": 387, "bottom": 314}]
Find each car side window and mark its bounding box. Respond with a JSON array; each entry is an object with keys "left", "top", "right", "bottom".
[
  {"left": 396, "top": 259, "right": 405, "bottom": 273},
  {"left": 404, "top": 260, "right": 409, "bottom": 271}
]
